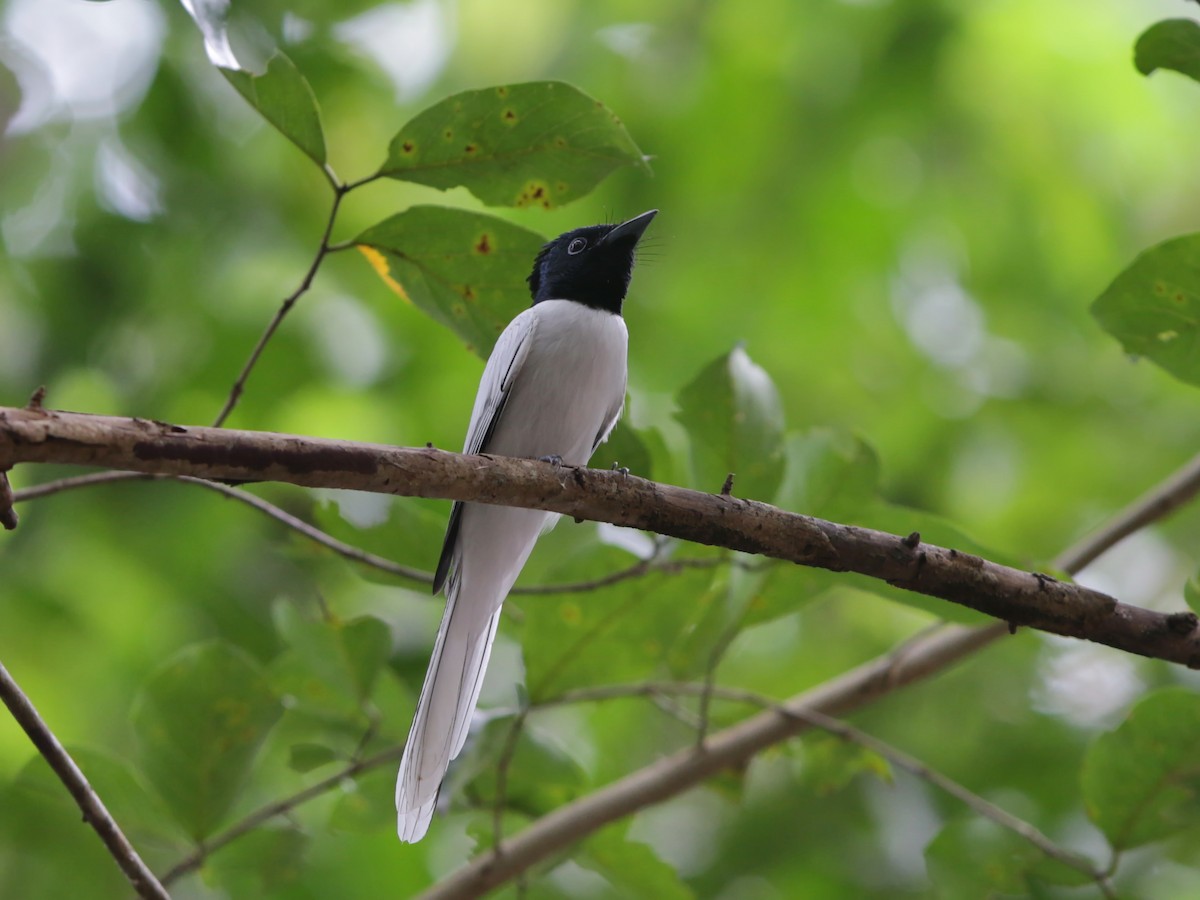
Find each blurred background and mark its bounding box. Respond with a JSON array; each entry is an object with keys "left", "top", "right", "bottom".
[{"left": 2, "top": 0, "right": 1200, "bottom": 897}]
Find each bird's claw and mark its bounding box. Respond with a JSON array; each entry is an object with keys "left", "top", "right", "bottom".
[
  {"left": 610, "top": 461, "right": 630, "bottom": 477},
  {"left": 538, "top": 454, "right": 563, "bottom": 467}
]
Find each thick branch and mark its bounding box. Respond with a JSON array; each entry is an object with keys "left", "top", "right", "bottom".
[{"left": 2, "top": 405, "right": 1198, "bottom": 667}]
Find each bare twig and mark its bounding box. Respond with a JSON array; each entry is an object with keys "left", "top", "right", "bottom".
[
  {"left": 1056, "top": 451, "right": 1200, "bottom": 573},
  {"left": 211, "top": 180, "right": 349, "bottom": 428},
  {"left": 12, "top": 473, "right": 729, "bottom": 595},
  {"left": 0, "top": 660, "right": 171, "bottom": 900},
  {"left": 2, "top": 407, "right": 1197, "bottom": 667},
  {"left": 159, "top": 744, "right": 404, "bottom": 887},
  {"left": 491, "top": 709, "right": 529, "bottom": 850}
]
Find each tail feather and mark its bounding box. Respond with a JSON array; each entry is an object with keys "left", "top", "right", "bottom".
[{"left": 395, "top": 582, "right": 503, "bottom": 843}]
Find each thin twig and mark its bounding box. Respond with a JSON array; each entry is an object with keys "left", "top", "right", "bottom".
[
  {"left": 1056, "top": 451, "right": 1200, "bottom": 573},
  {"left": 10, "top": 470, "right": 148, "bottom": 501},
  {"left": 491, "top": 709, "right": 529, "bottom": 851},
  {"left": 12, "top": 473, "right": 729, "bottom": 595},
  {"left": 159, "top": 744, "right": 404, "bottom": 887},
  {"left": 0, "top": 660, "right": 171, "bottom": 900},
  {"left": 210, "top": 182, "right": 349, "bottom": 428}
]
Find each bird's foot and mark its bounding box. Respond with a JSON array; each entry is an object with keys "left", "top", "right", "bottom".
[
  {"left": 538, "top": 454, "right": 563, "bottom": 467},
  {"left": 610, "top": 461, "right": 630, "bottom": 477}
]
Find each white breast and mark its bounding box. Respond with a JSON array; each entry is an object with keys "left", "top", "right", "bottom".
[{"left": 485, "top": 299, "right": 628, "bottom": 465}]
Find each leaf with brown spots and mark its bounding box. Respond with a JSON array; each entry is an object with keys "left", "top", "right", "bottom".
[
  {"left": 1092, "top": 233, "right": 1200, "bottom": 388},
  {"left": 377, "top": 81, "right": 648, "bottom": 208},
  {"left": 355, "top": 206, "right": 545, "bottom": 357}
]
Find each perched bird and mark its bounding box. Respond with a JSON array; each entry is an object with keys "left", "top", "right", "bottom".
[{"left": 395, "top": 209, "right": 658, "bottom": 842}]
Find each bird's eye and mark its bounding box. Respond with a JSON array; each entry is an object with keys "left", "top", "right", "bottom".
[{"left": 567, "top": 238, "right": 587, "bottom": 255}]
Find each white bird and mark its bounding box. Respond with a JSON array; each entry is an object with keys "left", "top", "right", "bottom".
[{"left": 395, "top": 209, "right": 658, "bottom": 842}]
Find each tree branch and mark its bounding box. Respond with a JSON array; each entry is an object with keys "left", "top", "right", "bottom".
[
  {"left": 2, "top": 406, "right": 1197, "bottom": 666},
  {"left": 419, "top": 448, "right": 1200, "bottom": 898},
  {"left": 0, "top": 659, "right": 170, "bottom": 900}
]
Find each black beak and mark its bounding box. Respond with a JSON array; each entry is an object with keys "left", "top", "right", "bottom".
[{"left": 601, "top": 209, "right": 658, "bottom": 246}]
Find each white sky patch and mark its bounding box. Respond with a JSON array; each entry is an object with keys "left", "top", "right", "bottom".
[
  {"left": 1073, "top": 528, "right": 1181, "bottom": 610},
  {"left": 178, "top": 0, "right": 238, "bottom": 69},
  {"left": 335, "top": 0, "right": 453, "bottom": 102},
  {"left": 1033, "top": 636, "right": 1145, "bottom": 729},
  {"left": 596, "top": 23, "right": 655, "bottom": 58},
  {"left": 596, "top": 521, "right": 657, "bottom": 559},
  {"left": 3, "top": 0, "right": 165, "bottom": 131},
  {"left": 316, "top": 487, "right": 393, "bottom": 529},
  {"left": 95, "top": 136, "right": 163, "bottom": 222},
  {"left": 306, "top": 294, "right": 390, "bottom": 387}
]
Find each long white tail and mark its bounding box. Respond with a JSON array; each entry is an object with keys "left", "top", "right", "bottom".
[{"left": 395, "top": 575, "right": 503, "bottom": 843}]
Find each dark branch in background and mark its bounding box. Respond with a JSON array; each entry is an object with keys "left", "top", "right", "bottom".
[
  {"left": 0, "top": 660, "right": 170, "bottom": 900},
  {"left": 2, "top": 406, "right": 1198, "bottom": 667},
  {"left": 11, "top": 472, "right": 731, "bottom": 595},
  {"left": 540, "top": 682, "right": 1115, "bottom": 895}
]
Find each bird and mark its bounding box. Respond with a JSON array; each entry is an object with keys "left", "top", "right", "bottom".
[{"left": 395, "top": 209, "right": 658, "bottom": 842}]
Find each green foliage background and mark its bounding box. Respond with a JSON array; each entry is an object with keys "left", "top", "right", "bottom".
[{"left": 3, "top": 0, "right": 1200, "bottom": 897}]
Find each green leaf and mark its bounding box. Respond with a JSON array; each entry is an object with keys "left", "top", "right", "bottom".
[
  {"left": 576, "top": 823, "right": 694, "bottom": 899},
  {"left": 329, "top": 766, "right": 397, "bottom": 834},
  {"left": 775, "top": 429, "right": 880, "bottom": 521},
  {"left": 518, "top": 538, "right": 715, "bottom": 698},
  {"left": 592, "top": 416, "right": 654, "bottom": 481},
  {"left": 131, "top": 641, "right": 283, "bottom": 840},
  {"left": 675, "top": 345, "right": 786, "bottom": 503},
  {"left": 288, "top": 742, "right": 339, "bottom": 773},
  {"left": 773, "top": 428, "right": 1015, "bottom": 624},
  {"left": 378, "top": 81, "right": 647, "bottom": 207},
  {"left": 1135, "top": 19, "right": 1200, "bottom": 82},
  {"left": 312, "top": 496, "right": 446, "bottom": 586},
  {"left": 798, "top": 735, "right": 891, "bottom": 796},
  {"left": 1082, "top": 687, "right": 1200, "bottom": 850},
  {"left": 222, "top": 52, "right": 326, "bottom": 166},
  {"left": 459, "top": 719, "right": 588, "bottom": 818},
  {"left": 270, "top": 604, "right": 393, "bottom": 722},
  {"left": 207, "top": 825, "right": 309, "bottom": 894},
  {"left": 926, "top": 818, "right": 1094, "bottom": 895},
  {"left": 357, "top": 205, "right": 545, "bottom": 357},
  {"left": 1092, "top": 234, "right": 1200, "bottom": 388},
  {"left": 1185, "top": 572, "right": 1200, "bottom": 616}
]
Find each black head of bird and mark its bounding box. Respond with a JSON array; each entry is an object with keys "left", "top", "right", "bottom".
[{"left": 527, "top": 209, "right": 657, "bottom": 314}]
